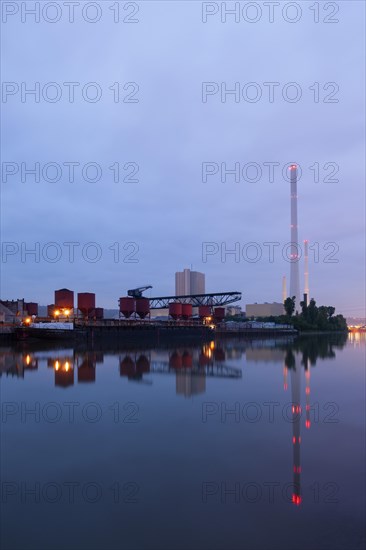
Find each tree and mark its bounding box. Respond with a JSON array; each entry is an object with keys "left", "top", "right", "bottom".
[
  {"left": 284, "top": 296, "right": 296, "bottom": 317},
  {"left": 308, "top": 298, "right": 318, "bottom": 324},
  {"left": 327, "top": 306, "right": 335, "bottom": 319},
  {"left": 299, "top": 299, "right": 308, "bottom": 318}
]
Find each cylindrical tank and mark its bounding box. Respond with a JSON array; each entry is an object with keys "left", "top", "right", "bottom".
[
  {"left": 26, "top": 302, "right": 38, "bottom": 316},
  {"left": 47, "top": 304, "right": 55, "bottom": 317},
  {"left": 136, "top": 355, "right": 150, "bottom": 373},
  {"left": 78, "top": 361, "right": 96, "bottom": 382},
  {"left": 120, "top": 356, "right": 135, "bottom": 377},
  {"left": 181, "top": 304, "right": 193, "bottom": 320},
  {"left": 182, "top": 351, "right": 193, "bottom": 368},
  {"left": 214, "top": 348, "right": 226, "bottom": 362},
  {"left": 169, "top": 352, "right": 182, "bottom": 369},
  {"left": 169, "top": 302, "right": 182, "bottom": 320},
  {"left": 214, "top": 307, "right": 225, "bottom": 321},
  {"left": 119, "top": 297, "right": 135, "bottom": 318},
  {"left": 135, "top": 298, "right": 150, "bottom": 319},
  {"left": 55, "top": 288, "right": 74, "bottom": 309},
  {"left": 199, "top": 353, "right": 210, "bottom": 366},
  {"left": 78, "top": 293, "right": 95, "bottom": 314},
  {"left": 198, "top": 306, "right": 211, "bottom": 318},
  {"left": 94, "top": 308, "right": 104, "bottom": 319}
]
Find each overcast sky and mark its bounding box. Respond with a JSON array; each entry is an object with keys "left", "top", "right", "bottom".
[{"left": 1, "top": 1, "right": 365, "bottom": 315}]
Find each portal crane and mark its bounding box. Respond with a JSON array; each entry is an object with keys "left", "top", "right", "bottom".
[{"left": 127, "top": 285, "right": 152, "bottom": 298}]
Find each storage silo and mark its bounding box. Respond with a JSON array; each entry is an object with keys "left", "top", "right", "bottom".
[
  {"left": 26, "top": 302, "right": 38, "bottom": 316},
  {"left": 169, "top": 352, "right": 182, "bottom": 369},
  {"left": 135, "top": 298, "right": 150, "bottom": 319},
  {"left": 136, "top": 355, "right": 150, "bottom": 373},
  {"left": 77, "top": 293, "right": 96, "bottom": 317},
  {"left": 47, "top": 304, "right": 55, "bottom": 317},
  {"left": 181, "top": 304, "right": 193, "bottom": 320},
  {"left": 169, "top": 302, "right": 182, "bottom": 320},
  {"left": 119, "top": 297, "right": 135, "bottom": 318},
  {"left": 198, "top": 306, "right": 211, "bottom": 318},
  {"left": 120, "top": 356, "right": 135, "bottom": 377},
  {"left": 55, "top": 288, "right": 74, "bottom": 309},
  {"left": 94, "top": 308, "right": 104, "bottom": 319}
]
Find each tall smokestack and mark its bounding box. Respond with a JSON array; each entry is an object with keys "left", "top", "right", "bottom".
[
  {"left": 289, "top": 165, "right": 300, "bottom": 305},
  {"left": 282, "top": 275, "right": 287, "bottom": 304},
  {"left": 304, "top": 239, "right": 309, "bottom": 301}
]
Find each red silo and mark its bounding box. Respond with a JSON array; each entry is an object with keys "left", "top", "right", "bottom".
[
  {"left": 182, "top": 351, "right": 193, "bottom": 368},
  {"left": 169, "top": 352, "right": 182, "bottom": 369},
  {"left": 94, "top": 308, "right": 104, "bottom": 319},
  {"left": 120, "top": 356, "right": 135, "bottom": 377},
  {"left": 47, "top": 304, "right": 55, "bottom": 317},
  {"left": 199, "top": 353, "right": 210, "bottom": 366},
  {"left": 135, "top": 298, "right": 150, "bottom": 319},
  {"left": 55, "top": 288, "right": 74, "bottom": 309},
  {"left": 181, "top": 304, "right": 193, "bottom": 320},
  {"left": 214, "top": 307, "right": 225, "bottom": 321},
  {"left": 214, "top": 348, "right": 226, "bottom": 362},
  {"left": 136, "top": 355, "right": 150, "bottom": 373},
  {"left": 119, "top": 297, "right": 135, "bottom": 318},
  {"left": 78, "top": 361, "right": 96, "bottom": 383},
  {"left": 198, "top": 306, "right": 211, "bottom": 318},
  {"left": 26, "top": 302, "right": 38, "bottom": 316},
  {"left": 169, "top": 302, "right": 182, "bottom": 320},
  {"left": 78, "top": 293, "right": 95, "bottom": 316}
]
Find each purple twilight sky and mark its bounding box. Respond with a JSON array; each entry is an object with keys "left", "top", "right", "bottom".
[{"left": 1, "top": 1, "right": 365, "bottom": 316}]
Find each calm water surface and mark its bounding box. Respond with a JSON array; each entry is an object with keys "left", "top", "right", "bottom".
[{"left": 0, "top": 334, "right": 365, "bottom": 550}]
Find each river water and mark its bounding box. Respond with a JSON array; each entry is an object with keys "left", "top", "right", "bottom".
[{"left": 0, "top": 333, "right": 365, "bottom": 550}]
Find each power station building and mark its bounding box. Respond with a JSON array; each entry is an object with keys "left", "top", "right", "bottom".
[
  {"left": 175, "top": 268, "right": 205, "bottom": 296},
  {"left": 246, "top": 302, "right": 285, "bottom": 318}
]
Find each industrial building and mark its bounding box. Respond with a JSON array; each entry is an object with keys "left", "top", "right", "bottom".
[
  {"left": 246, "top": 302, "right": 285, "bottom": 318},
  {"left": 175, "top": 268, "right": 205, "bottom": 296}
]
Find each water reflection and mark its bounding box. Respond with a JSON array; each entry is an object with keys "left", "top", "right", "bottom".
[{"left": 0, "top": 333, "right": 351, "bottom": 509}]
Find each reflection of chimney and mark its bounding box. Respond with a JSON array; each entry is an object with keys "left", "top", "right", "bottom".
[
  {"left": 282, "top": 275, "right": 287, "bottom": 304},
  {"left": 304, "top": 239, "right": 309, "bottom": 302},
  {"left": 283, "top": 364, "right": 288, "bottom": 391},
  {"left": 290, "top": 354, "right": 302, "bottom": 506},
  {"left": 305, "top": 362, "right": 311, "bottom": 429}
]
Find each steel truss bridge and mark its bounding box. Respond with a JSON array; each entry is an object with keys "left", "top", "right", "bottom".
[
  {"left": 149, "top": 291, "right": 241, "bottom": 309},
  {"left": 149, "top": 361, "right": 242, "bottom": 379}
]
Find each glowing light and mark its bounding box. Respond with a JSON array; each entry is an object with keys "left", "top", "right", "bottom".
[
  {"left": 65, "top": 361, "right": 70, "bottom": 372},
  {"left": 54, "top": 310, "right": 60, "bottom": 317},
  {"left": 55, "top": 360, "right": 60, "bottom": 371},
  {"left": 210, "top": 341, "right": 215, "bottom": 350},
  {"left": 64, "top": 309, "right": 70, "bottom": 316},
  {"left": 25, "top": 355, "right": 31, "bottom": 365},
  {"left": 292, "top": 494, "right": 302, "bottom": 506},
  {"left": 305, "top": 420, "right": 311, "bottom": 429},
  {"left": 306, "top": 387, "right": 310, "bottom": 395}
]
